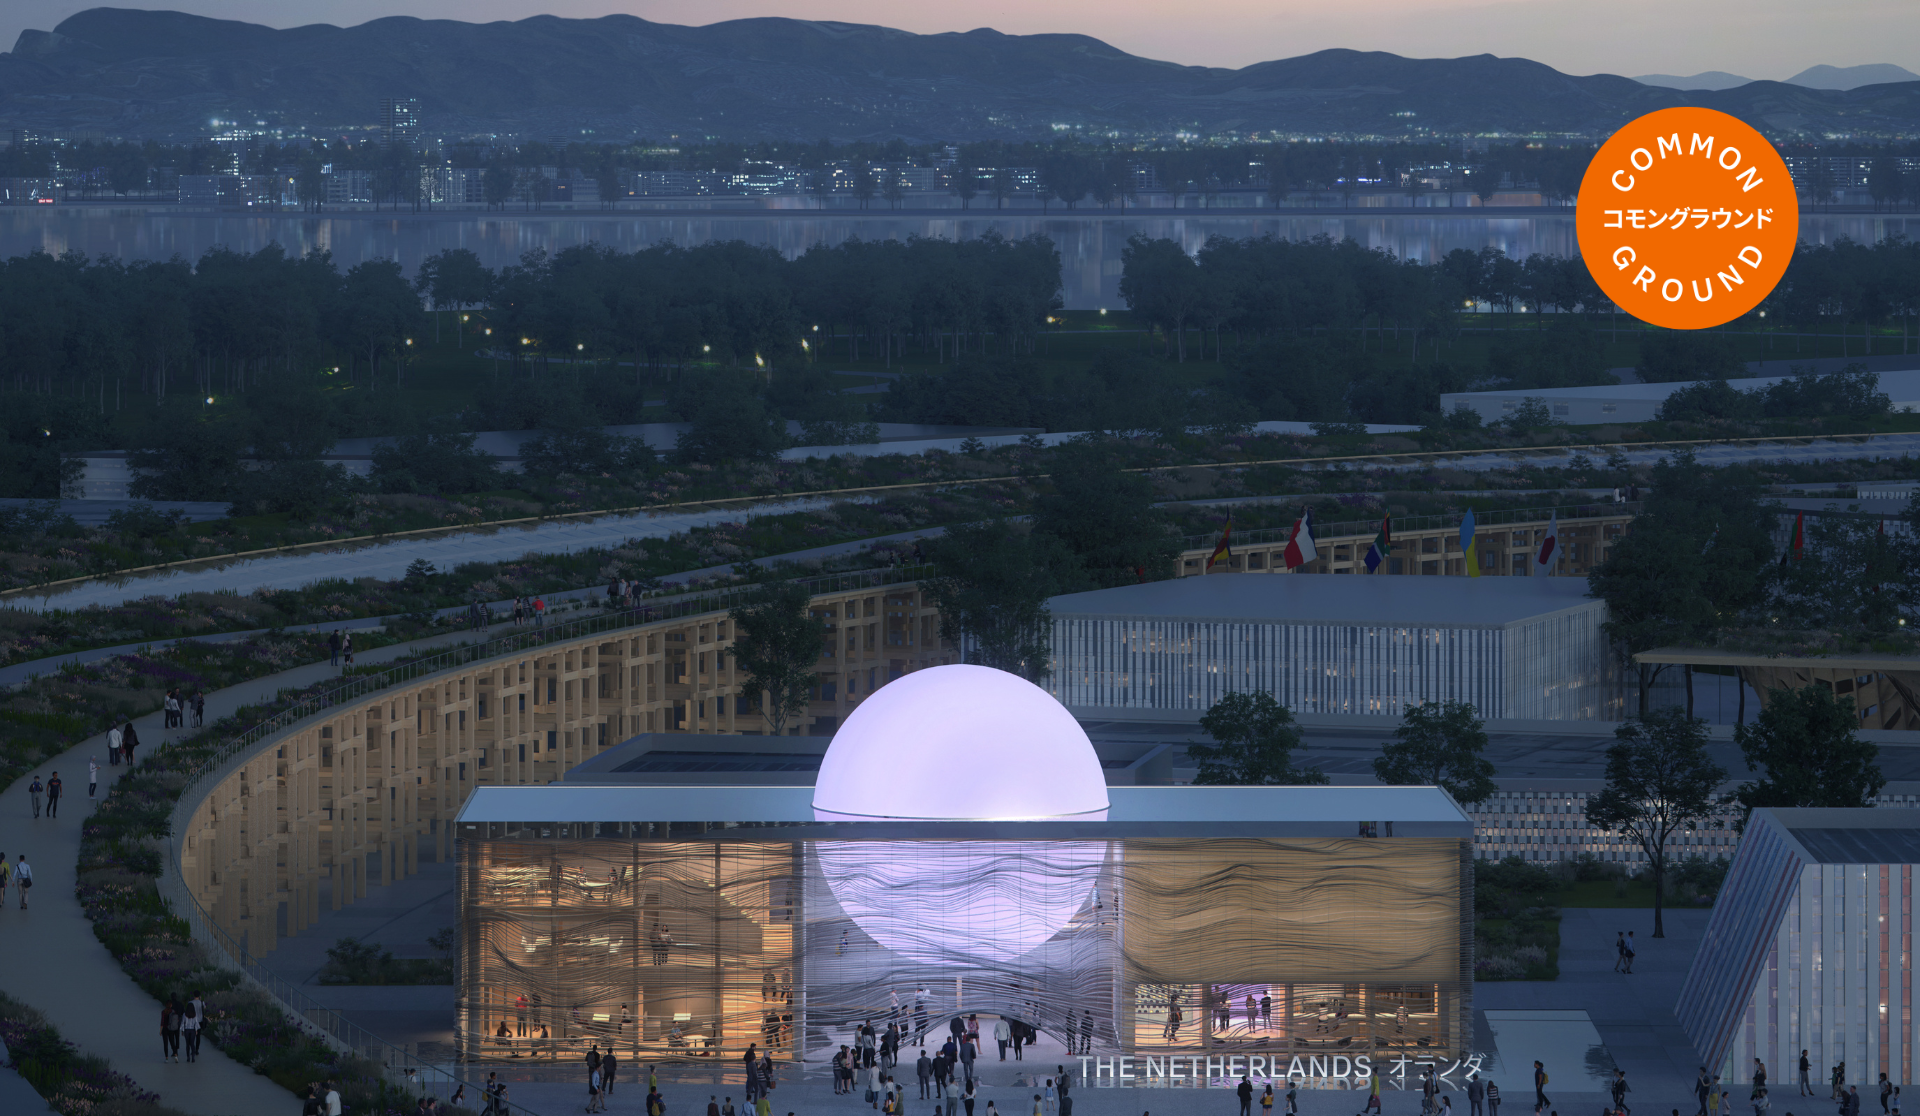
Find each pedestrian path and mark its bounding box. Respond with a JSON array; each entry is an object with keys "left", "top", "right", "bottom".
[
  {"left": 12, "top": 496, "right": 856, "bottom": 612},
  {"left": 0, "top": 632, "right": 473, "bottom": 1116}
]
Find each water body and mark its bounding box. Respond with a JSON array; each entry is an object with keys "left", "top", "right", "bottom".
[{"left": 4, "top": 207, "right": 1911, "bottom": 310}]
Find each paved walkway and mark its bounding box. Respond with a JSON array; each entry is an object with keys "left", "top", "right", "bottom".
[{"left": 0, "top": 631, "right": 474, "bottom": 1116}]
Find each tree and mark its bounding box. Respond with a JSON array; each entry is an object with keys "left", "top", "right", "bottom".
[
  {"left": 1119, "top": 236, "right": 1202, "bottom": 361},
  {"left": 1869, "top": 156, "right": 1904, "bottom": 212},
  {"left": 1585, "top": 707, "right": 1727, "bottom": 938},
  {"left": 1030, "top": 442, "right": 1179, "bottom": 589},
  {"left": 673, "top": 373, "right": 789, "bottom": 464},
  {"left": 882, "top": 168, "right": 906, "bottom": 210},
  {"left": 1190, "top": 692, "right": 1329, "bottom": 786},
  {"left": 1588, "top": 449, "right": 1778, "bottom": 713},
  {"left": 1734, "top": 684, "right": 1886, "bottom": 818},
  {"left": 1372, "top": 700, "right": 1498, "bottom": 805},
  {"left": 852, "top": 163, "right": 877, "bottom": 210},
  {"left": 922, "top": 519, "right": 1069, "bottom": 683},
  {"left": 952, "top": 165, "right": 979, "bottom": 210},
  {"left": 482, "top": 165, "right": 514, "bottom": 210},
  {"left": 728, "top": 581, "right": 826, "bottom": 737}
]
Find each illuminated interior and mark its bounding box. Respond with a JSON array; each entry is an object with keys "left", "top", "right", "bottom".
[{"left": 457, "top": 830, "right": 1468, "bottom": 1063}]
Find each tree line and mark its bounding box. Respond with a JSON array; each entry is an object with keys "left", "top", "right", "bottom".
[{"left": 0, "top": 233, "right": 1061, "bottom": 406}]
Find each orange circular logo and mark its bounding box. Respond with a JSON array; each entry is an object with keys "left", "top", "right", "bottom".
[{"left": 1576, "top": 107, "right": 1798, "bottom": 330}]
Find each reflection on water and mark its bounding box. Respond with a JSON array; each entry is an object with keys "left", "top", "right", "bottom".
[{"left": 0, "top": 208, "right": 1908, "bottom": 310}]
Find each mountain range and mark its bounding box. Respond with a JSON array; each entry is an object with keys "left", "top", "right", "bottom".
[
  {"left": 1635, "top": 63, "right": 1920, "bottom": 92},
  {"left": 6, "top": 7, "right": 1920, "bottom": 141}
]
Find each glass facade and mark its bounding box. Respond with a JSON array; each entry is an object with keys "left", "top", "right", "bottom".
[
  {"left": 1714, "top": 863, "right": 1917, "bottom": 1086},
  {"left": 1049, "top": 601, "right": 1617, "bottom": 720},
  {"left": 456, "top": 832, "right": 1471, "bottom": 1065},
  {"left": 1678, "top": 812, "right": 1920, "bottom": 1086}
]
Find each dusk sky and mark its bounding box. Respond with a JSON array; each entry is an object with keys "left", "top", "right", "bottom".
[{"left": 7, "top": 0, "right": 1917, "bottom": 82}]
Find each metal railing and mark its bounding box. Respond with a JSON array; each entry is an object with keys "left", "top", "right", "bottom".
[
  {"left": 1176, "top": 502, "right": 1639, "bottom": 552},
  {"left": 160, "top": 564, "right": 930, "bottom": 1109}
]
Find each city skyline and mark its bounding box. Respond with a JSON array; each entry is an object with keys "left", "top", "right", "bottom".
[{"left": 5, "top": 0, "right": 1917, "bottom": 92}]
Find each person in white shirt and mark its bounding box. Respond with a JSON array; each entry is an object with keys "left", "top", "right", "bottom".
[
  {"left": 88, "top": 757, "right": 99, "bottom": 799},
  {"left": 14, "top": 854, "right": 31, "bottom": 909},
  {"left": 325, "top": 1081, "right": 343, "bottom": 1116},
  {"left": 182, "top": 992, "right": 204, "bottom": 1061},
  {"left": 108, "top": 726, "right": 122, "bottom": 766}
]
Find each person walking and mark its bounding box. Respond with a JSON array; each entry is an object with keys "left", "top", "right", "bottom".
[
  {"left": 1261, "top": 1083, "right": 1275, "bottom": 1116},
  {"left": 1366, "top": 1073, "right": 1382, "bottom": 1114},
  {"left": 182, "top": 991, "right": 203, "bottom": 1061},
  {"left": 1487, "top": 1079, "right": 1502, "bottom": 1116},
  {"left": 1623, "top": 931, "right": 1636, "bottom": 974},
  {"left": 1238, "top": 1076, "right": 1255, "bottom": 1116},
  {"left": 164, "top": 996, "right": 183, "bottom": 1061},
  {"left": 1469, "top": 1074, "right": 1487, "bottom": 1116},
  {"left": 1079, "top": 1011, "right": 1093, "bottom": 1054},
  {"left": 1801, "top": 1052, "right": 1814, "bottom": 1097},
  {"left": 1880, "top": 1075, "right": 1893, "bottom": 1115},
  {"left": 45, "top": 772, "right": 61, "bottom": 818},
  {"left": 1534, "top": 1061, "right": 1550, "bottom": 1112},
  {"left": 108, "top": 723, "right": 122, "bottom": 766},
  {"left": 0, "top": 853, "right": 10, "bottom": 908},
  {"left": 88, "top": 757, "right": 99, "bottom": 799},
  {"left": 1614, "top": 932, "right": 1628, "bottom": 973},
  {"left": 28, "top": 775, "right": 42, "bottom": 818},
  {"left": 1612, "top": 1069, "right": 1631, "bottom": 1114},
  {"left": 193, "top": 691, "right": 205, "bottom": 727},
  {"left": 947, "top": 1074, "right": 963, "bottom": 1116},
  {"left": 995, "top": 1018, "right": 1011, "bottom": 1061},
  {"left": 121, "top": 721, "right": 138, "bottom": 765},
  {"left": 160, "top": 999, "right": 176, "bottom": 1062},
  {"left": 342, "top": 631, "right": 354, "bottom": 667},
  {"left": 16, "top": 854, "right": 32, "bottom": 908}
]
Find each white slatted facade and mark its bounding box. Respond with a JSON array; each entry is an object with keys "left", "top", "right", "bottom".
[{"left": 1049, "top": 598, "right": 1616, "bottom": 721}]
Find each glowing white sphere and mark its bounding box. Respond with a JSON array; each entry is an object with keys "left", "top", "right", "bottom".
[
  {"left": 811, "top": 664, "right": 1111, "bottom": 966},
  {"left": 812, "top": 664, "right": 1109, "bottom": 822}
]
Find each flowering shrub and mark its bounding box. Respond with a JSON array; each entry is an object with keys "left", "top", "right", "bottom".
[
  {"left": 0, "top": 989, "right": 186, "bottom": 1116},
  {"left": 75, "top": 672, "right": 483, "bottom": 1116}
]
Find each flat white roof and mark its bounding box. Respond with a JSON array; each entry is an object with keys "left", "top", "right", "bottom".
[
  {"left": 1446, "top": 367, "right": 1920, "bottom": 404},
  {"left": 453, "top": 784, "right": 1473, "bottom": 837},
  {"left": 1049, "top": 572, "right": 1598, "bottom": 627}
]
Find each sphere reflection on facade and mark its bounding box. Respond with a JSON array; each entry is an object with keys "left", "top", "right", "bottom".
[{"left": 811, "top": 664, "right": 1110, "bottom": 965}]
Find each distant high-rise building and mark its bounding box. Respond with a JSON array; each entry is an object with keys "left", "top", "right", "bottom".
[{"left": 379, "top": 98, "right": 420, "bottom": 150}]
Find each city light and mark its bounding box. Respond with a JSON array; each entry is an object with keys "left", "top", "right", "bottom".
[{"left": 702, "top": 344, "right": 711, "bottom": 353}]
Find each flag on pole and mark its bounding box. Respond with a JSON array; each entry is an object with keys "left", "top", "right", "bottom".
[
  {"left": 1364, "top": 512, "right": 1394, "bottom": 573},
  {"left": 1460, "top": 507, "right": 1480, "bottom": 578},
  {"left": 1534, "top": 510, "right": 1560, "bottom": 574},
  {"left": 1283, "top": 507, "right": 1318, "bottom": 570},
  {"left": 1206, "top": 511, "right": 1233, "bottom": 572},
  {"left": 1779, "top": 512, "right": 1805, "bottom": 567}
]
